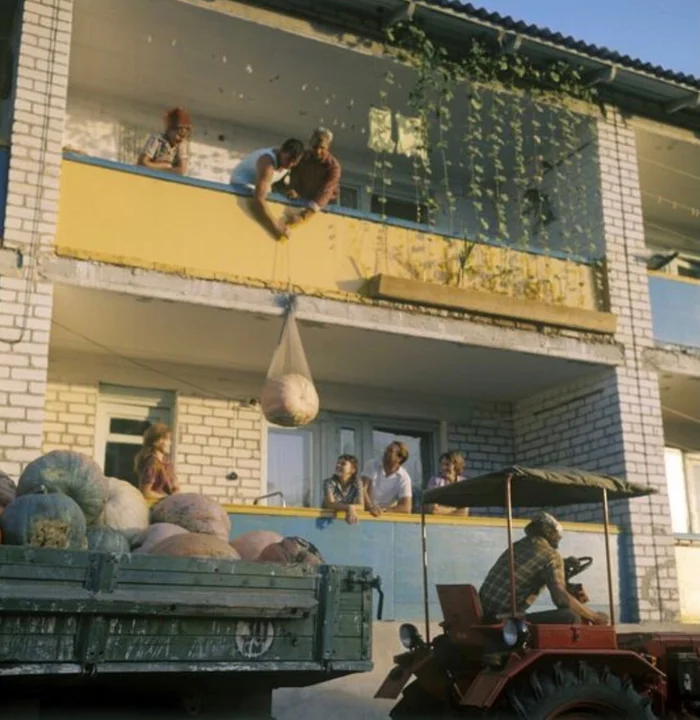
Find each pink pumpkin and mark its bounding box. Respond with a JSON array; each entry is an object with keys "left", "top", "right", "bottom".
[
  {"left": 132, "top": 522, "right": 189, "bottom": 553},
  {"left": 148, "top": 533, "right": 241, "bottom": 560},
  {"left": 260, "top": 373, "right": 319, "bottom": 428},
  {"left": 150, "top": 493, "right": 231, "bottom": 541},
  {"left": 230, "top": 530, "right": 283, "bottom": 561}
]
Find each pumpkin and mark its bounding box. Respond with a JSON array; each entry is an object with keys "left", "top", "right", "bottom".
[
  {"left": 87, "top": 527, "right": 130, "bottom": 554},
  {"left": 132, "top": 522, "right": 189, "bottom": 553},
  {"left": 260, "top": 373, "right": 319, "bottom": 428},
  {"left": 1, "top": 493, "right": 87, "bottom": 549},
  {"left": 150, "top": 493, "right": 231, "bottom": 541},
  {"left": 147, "top": 533, "right": 241, "bottom": 560},
  {"left": 99, "top": 477, "right": 149, "bottom": 543},
  {"left": 230, "top": 530, "right": 283, "bottom": 561},
  {"left": 0, "top": 472, "right": 16, "bottom": 517},
  {"left": 258, "top": 536, "right": 324, "bottom": 566},
  {"left": 18, "top": 451, "right": 108, "bottom": 527}
]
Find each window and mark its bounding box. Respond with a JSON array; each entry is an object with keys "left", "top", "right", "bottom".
[
  {"left": 332, "top": 185, "right": 360, "bottom": 210},
  {"left": 665, "top": 447, "right": 700, "bottom": 534},
  {"left": 95, "top": 385, "right": 173, "bottom": 487},
  {"left": 266, "top": 427, "right": 315, "bottom": 508},
  {"left": 371, "top": 193, "right": 428, "bottom": 224},
  {"left": 264, "top": 412, "right": 438, "bottom": 509}
]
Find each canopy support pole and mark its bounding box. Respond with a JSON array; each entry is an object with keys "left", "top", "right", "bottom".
[
  {"left": 602, "top": 487, "right": 616, "bottom": 627},
  {"left": 506, "top": 473, "right": 517, "bottom": 617},
  {"left": 420, "top": 504, "right": 431, "bottom": 642}
]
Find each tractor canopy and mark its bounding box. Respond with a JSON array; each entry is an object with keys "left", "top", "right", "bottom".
[{"left": 421, "top": 466, "right": 656, "bottom": 509}]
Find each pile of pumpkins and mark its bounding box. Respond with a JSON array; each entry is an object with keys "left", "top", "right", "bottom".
[{"left": 0, "top": 450, "right": 323, "bottom": 565}]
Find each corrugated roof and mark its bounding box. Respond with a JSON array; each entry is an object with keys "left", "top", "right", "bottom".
[{"left": 422, "top": 0, "right": 700, "bottom": 91}]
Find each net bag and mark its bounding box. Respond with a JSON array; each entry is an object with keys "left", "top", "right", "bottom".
[{"left": 260, "top": 309, "right": 319, "bottom": 427}]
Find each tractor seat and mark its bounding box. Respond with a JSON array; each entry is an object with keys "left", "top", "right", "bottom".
[{"left": 437, "top": 584, "right": 484, "bottom": 631}]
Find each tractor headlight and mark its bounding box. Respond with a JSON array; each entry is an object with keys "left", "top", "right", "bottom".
[
  {"left": 399, "top": 623, "right": 422, "bottom": 650},
  {"left": 502, "top": 618, "right": 529, "bottom": 648}
]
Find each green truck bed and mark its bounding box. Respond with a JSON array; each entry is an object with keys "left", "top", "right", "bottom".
[{"left": 0, "top": 545, "right": 377, "bottom": 680}]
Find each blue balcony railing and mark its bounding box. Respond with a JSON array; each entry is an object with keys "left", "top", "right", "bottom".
[{"left": 649, "top": 273, "right": 700, "bottom": 350}]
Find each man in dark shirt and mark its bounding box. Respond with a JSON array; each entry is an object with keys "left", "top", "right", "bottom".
[
  {"left": 284, "top": 127, "right": 341, "bottom": 229},
  {"left": 479, "top": 511, "right": 608, "bottom": 625}
]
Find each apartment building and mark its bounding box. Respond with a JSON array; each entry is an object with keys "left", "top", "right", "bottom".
[{"left": 0, "top": 0, "right": 699, "bottom": 628}]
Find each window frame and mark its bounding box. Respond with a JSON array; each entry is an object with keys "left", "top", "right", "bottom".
[
  {"left": 94, "top": 384, "right": 174, "bottom": 485},
  {"left": 264, "top": 410, "right": 440, "bottom": 509},
  {"left": 665, "top": 446, "right": 700, "bottom": 536}
]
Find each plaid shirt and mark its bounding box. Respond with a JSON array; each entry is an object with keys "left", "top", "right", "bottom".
[
  {"left": 479, "top": 536, "right": 564, "bottom": 618},
  {"left": 140, "top": 133, "right": 188, "bottom": 168}
]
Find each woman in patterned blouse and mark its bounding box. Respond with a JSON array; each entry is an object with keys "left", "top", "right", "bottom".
[
  {"left": 322, "top": 454, "right": 365, "bottom": 525},
  {"left": 134, "top": 423, "right": 180, "bottom": 501},
  {"left": 425, "top": 451, "right": 467, "bottom": 516}
]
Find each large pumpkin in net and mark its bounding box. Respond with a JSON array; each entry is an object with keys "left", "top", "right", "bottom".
[{"left": 260, "top": 373, "right": 319, "bottom": 427}]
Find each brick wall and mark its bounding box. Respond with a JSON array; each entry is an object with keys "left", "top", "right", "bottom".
[
  {"left": 173, "top": 396, "right": 263, "bottom": 503},
  {"left": 42, "top": 381, "right": 97, "bottom": 454},
  {"left": 0, "top": 0, "right": 74, "bottom": 476},
  {"left": 513, "top": 369, "right": 632, "bottom": 534},
  {"left": 447, "top": 402, "right": 514, "bottom": 476},
  {"left": 596, "top": 110, "right": 678, "bottom": 622}
]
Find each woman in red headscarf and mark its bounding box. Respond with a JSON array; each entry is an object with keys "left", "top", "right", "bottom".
[{"left": 137, "top": 106, "right": 192, "bottom": 176}]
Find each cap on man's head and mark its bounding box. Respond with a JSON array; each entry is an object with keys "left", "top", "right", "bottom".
[{"left": 530, "top": 511, "right": 563, "bottom": 538}]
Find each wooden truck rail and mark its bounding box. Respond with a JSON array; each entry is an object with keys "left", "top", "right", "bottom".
[{"left": 0, "top": 545, "right": 375, "bottom": 679}]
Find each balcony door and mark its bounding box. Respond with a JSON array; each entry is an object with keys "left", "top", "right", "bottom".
[{"left": 95, "top": 385, "right": 173, "bottom": 487}]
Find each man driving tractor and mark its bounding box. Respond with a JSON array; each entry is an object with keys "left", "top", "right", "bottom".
[{"left": 479, "top": 511, "right": 609, "bottom": 626}]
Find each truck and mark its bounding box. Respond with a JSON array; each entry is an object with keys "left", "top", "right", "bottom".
[{"left": 0, "top": 544, "right": 381, "bottom": 718}]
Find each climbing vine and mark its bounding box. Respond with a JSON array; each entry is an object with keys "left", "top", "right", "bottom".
[{"left": 376, "top": 21, "right": 600, "bottom": 307}]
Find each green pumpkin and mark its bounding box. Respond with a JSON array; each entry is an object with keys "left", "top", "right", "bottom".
[
  {"left": 18, "top": 451, "right": 108, "bottom": 527},
  {"left": 87, "top": 527, "right": 130, "bottom": 554},
  {"left": 1, "top": 493, "right": 87, "bottom": 549}
]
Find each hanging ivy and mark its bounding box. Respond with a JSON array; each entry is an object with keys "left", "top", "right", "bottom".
[{"left": 380, "top": 21, "right": 600, "bottom": 306}]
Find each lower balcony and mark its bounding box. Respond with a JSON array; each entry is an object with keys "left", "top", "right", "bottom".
[{"left": 55, "top": 154, "right": 615, "bottom": 335}]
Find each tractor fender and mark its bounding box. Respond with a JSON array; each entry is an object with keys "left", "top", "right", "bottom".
[{"left": 459, "top": 648, "right": 665, "bottom": 710}]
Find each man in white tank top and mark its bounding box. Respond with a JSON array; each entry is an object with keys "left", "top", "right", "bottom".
[{"left": 230, "top": 138, "right": 304, "bottom": 240}]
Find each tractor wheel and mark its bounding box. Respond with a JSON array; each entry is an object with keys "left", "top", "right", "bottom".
[
  {"left": 506, "top": 661, "right": 657, "bottom": 719},
  {"left": 390, "top": 680, "right": 449, "bottom": 718}
]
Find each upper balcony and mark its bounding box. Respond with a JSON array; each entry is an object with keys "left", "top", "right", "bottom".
[
  {"left": 54, "top": 0, "right": 616, "bottom": 335},
  {"left": 638, "top": 128, "right": 700, "bottom": 351}
]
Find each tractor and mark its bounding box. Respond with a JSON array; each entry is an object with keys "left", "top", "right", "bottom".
[{"left": 375, "top": 466, "right": 700, "bottom": 718}]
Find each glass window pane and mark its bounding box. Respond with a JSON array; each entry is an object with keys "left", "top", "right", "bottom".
[
  {"left": 110, "top": 418, "right": 151, "bottom": 436},
  {"left": 686, "top": 457, "right": 700, "bottom": 534},
  {"left": 105, "top": 442, "right": 140, "bottom": 487},
  {"left": 267, "top": 429, "right": 312, "bottom": 508},
  {"left": 665, "top": 448, "right": 689, "bottom": 534},
  {"left": 339, "top": 427, "right": 357, "bottom": 456}
]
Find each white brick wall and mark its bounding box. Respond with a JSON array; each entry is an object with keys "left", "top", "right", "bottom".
[
  {"left": 174, "top": 396, "right": 263, "bottom": 503},
  {"left": 42, "top": 381, "right": 97, "bottom": 454},
  {"left": 596, "top": 111, "right": 678, "bottom": 622},
  {"left": 0, "top": 0, "right": 74, "bottom": 477},
  {"left": 448, "top": 402, "right": 514, "bottom": 475}
]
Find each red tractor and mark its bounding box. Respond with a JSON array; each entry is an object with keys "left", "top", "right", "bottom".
[{"left": 375, "top": 466, "right": 700, "bottom": 718}]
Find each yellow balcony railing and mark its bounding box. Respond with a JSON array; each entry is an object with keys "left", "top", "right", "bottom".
[{"left": 55, "top": 155, "right": 615, "bottom": 334}]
